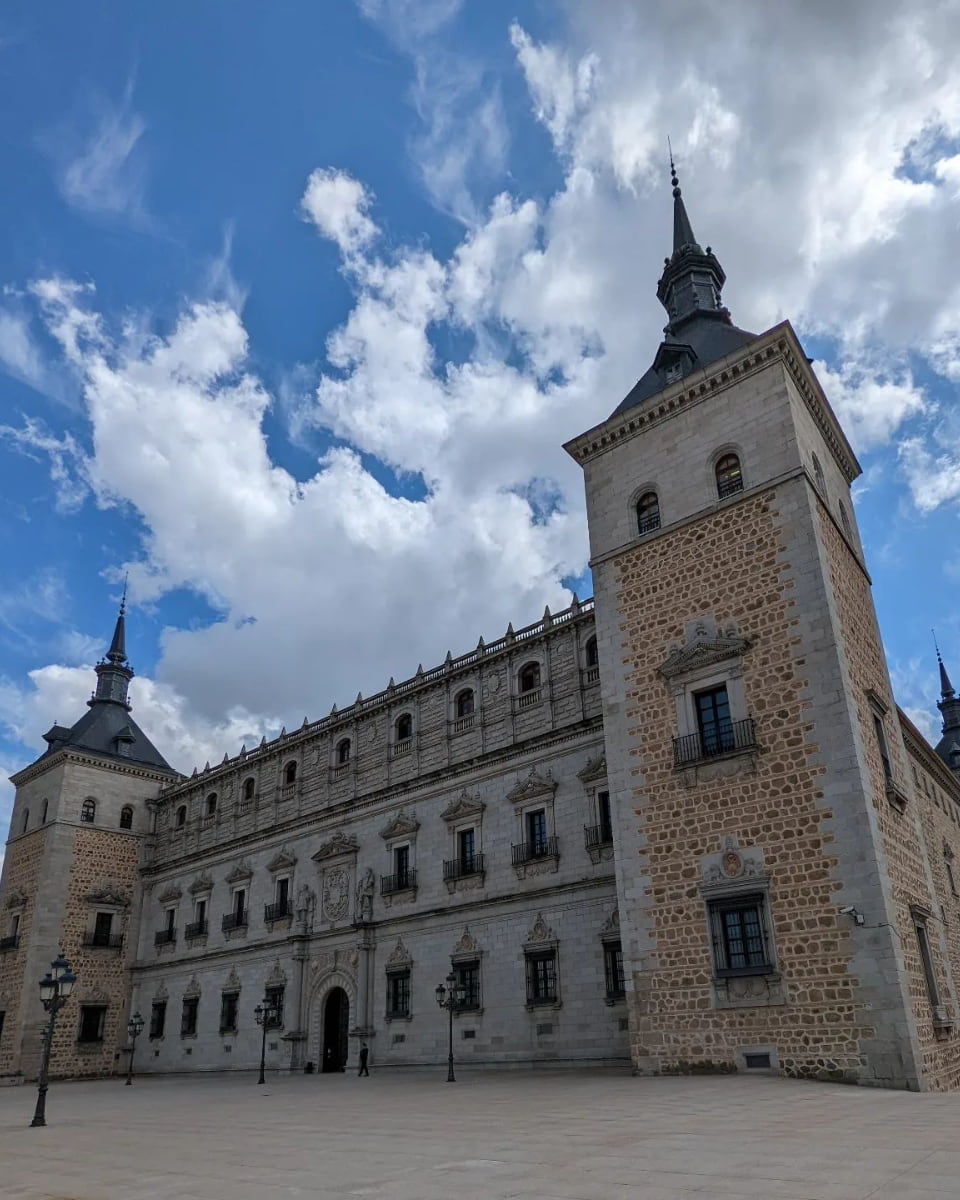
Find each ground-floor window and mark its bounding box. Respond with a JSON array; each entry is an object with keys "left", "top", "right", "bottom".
[
  {"left": 219, "top": 992, "right": 239, "bottom": 1034},
  {"left": 149, "top": 1001, "right": 166, "bottom": 1039},
  {"left": 77, "top": 1005, "right": 106, "bottom": 1044},
  {"left": 181, "top": 996, "right": 199, "bottom": 1037},
  {"left": 604, "top": 941, "right": 625, "bottom": 1000},
  {"left": 707, "top": 893, "right": 772, "bottom": 976},
  {"left": 525, "top": 951, "right": 558, "bottom": 1004},
  {"left": 386, "top": 971, "right": 410, "bottom": 1019},
  {"left": 453, "top": 960, "right": 481, "bottom": 1010},
  {"left": 265, "top": 985, "right": 285, "bottom": 1028}
]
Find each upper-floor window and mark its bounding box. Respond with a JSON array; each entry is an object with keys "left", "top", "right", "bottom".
[
  {"left": 175, "top": 805, "right": 187, "bottom": 828},
  {"left": 80, "top": 798, "right": 96, "bottom": 824},
  {"left": 715, "top": 453, "right": 743, "bottom": 500},
  {"left": 283, "top": 761, "right": 297, "bottom": 786},
  {"left": 205, "top": 793, "right": 218, "bottom": 817},
  {"left": 519, "top": 663, "right": 541, "bottom": 694},
  {"left": 873, "top": 714, "right": 892, "bottom": 781},
  {"left": 41, "top": 799, "right": 48, "bottom": 825},
  {"left": 839, "top": 501, "right": 853, "bottom": 540},
  {"left": 695, "top": 686, "right": 734, "bottom": 756},
  {"left": 811, "top": 453, "right": 826, "bottom": 494},
  {"left": 119, "top": 805, "right": 134, "bottom": 830},
  {"left": 21, "top": 809, "right": 29, "bottom": 834},
  {"left": 455, "top": 689, "right": 475, "bottom": 719},
  {"left": 395, "top": 714, "right": 413, "bottom": 742},
  {"left": 242, "top": 777, "right": 255, "bottom": 801},
  {"left": 585, "top": 637, "right": 599, "bottom": 668},
  {"left": 336, "top": 738, "right": 351, "bottom": 765},
  {"left": 636, "top": 491, "right": 661, "bottom": 535}
]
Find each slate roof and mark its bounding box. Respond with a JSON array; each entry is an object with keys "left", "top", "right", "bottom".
[{"left": 40, "top": 703, "right": 175, "bottom": 773}]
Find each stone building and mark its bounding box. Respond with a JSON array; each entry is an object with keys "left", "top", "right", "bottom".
[{"left": 3, "top": 169, "right": 960, "bottom": 1088}]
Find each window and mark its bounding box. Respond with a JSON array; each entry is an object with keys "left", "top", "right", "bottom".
[
  {"left": 233, "top": 889, "right": 246, "bottom": 921},
  {"left": 395, "top": 714, "right": 413, "bottom": 742},
  {"left": 41, "top": 800, "right": 48, "bottom": 825},
  {"left": 519, "top": 663, "right": 541, "bottom": 693},
  {"left": 93, "top": 911, "right": 113, "bottom": 947},
  {"left": 119, "top": 805, "right": 134, "bottom": 830},
  {"left": 77, "top": 1005, "right": 107, "bottom": 1043},
  {"left": 526, "top": 809, "right": 548, "bottom": 856},
  {"left": 276, "top": 876, "right": 290, "bottom": 912},
  {"left": 149, "top": 1001, "right": 166, "bottom": 1040},
  {"left": 195, "top": 898, "right": 207, "bottom": 925},
  {"left": 165, "top": 907, "right": 176, "bottom": 935},
  {"left": 695, "top": 685, "right": 733, "bottom": 756},
  {"left": 242, "top": 777, "right": 255, "bottom": 801},
  {"left": 0, "top": 1011, "right": 5, "bottom": 1046},
  {"left": 715, "top": 453, "right": 743, "bottom": 499},
  {"left": 283, "top": 761, "right": 297, "bottom": 786},
  {"left": 265, "top": 985, "right": 285, "bottom": 1028},
  {"left": 394, "top": 845, "right": 410, "bottom": 889},
  {"left": 175, "top": 805, "right": 187, "bottom": 828},
  {"left": 585, "top": 637, "right": 599, "bottom": 668},
  {"left": 336, "top": 738, "right": 351, "bottom": 765},
  {"left": 914, "top": 919, "right": 942, "bottom": 1015},
  {"left": 386, "top": 971, "right": 411, "bottom": 1018},
  {"left": 636, "top": 491, "right": 661, "bottom": 535},
  {"left": 455, "top": 689, "right": 475, "bottom": 718},
  {"left": 604, "top": 941, "right": 625, "bottom": 1000},
  {"left": 946, "top": 847, "right": 958, "bottom": 898},
  {"left": 21, "top": 809, "right": 29, "bottom": 834},
  {"left": 839, "top": 501, "right": 853, "bottom": 539},
  {"left": 205, "top": 793, "right": 218, "bottom": 817},
  {"left": 453, "top": 960, "right": 481, "bottom": 1011},
  {"left": 181, "top": 996, "right": 199, "bottom": 1037},
  {"left": 525, "top": 951, "right": 558, "bottom": 1004},
  {"left": 708, "top": 894, "right": 772, "bottom": 977},
  {"left": 219, "top": 992, "right": 239, "bottom": 1034},
  {"left": 873, "top": 715, "right": 892, "bottom": 781},
  {"left": 811, "top": 453, "right": 825, "bottom": 494},
  {"left": 597, "top": 791, "right": 613, "bottom": 843},
  {"left": 80, "top": 798, "right": 96, "bottom": 824},
  {"left": 458, "top": 828, "right": 476, "bottom": 871}
]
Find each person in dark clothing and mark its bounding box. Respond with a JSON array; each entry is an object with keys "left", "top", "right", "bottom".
[{"left": 358, "top": 1042, "right": 370, "bottom": 1076}]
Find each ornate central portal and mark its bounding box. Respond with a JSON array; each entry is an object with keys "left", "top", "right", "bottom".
[{"left": 322, "top": 987, "right": 349, "bottom": 1072}]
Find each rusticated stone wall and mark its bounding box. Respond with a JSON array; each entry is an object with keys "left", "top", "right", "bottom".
[{"left": 0, "top": 829, "right": 47, "bottom": 1075}]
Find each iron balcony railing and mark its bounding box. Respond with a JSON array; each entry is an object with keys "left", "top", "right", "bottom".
[
  {"left": 584, "top": 824, "right": 613, "bottom": 850},
  {"left": 222, "top": 912, "right": 248, "bottom": 932},
  {"left": 184, "top": 920, "right": 208, "bottom": 939},
  {"left": 82, "top": 932, "right": 123, "bottom": 949},
  {"left": 0, "top": 934, "right": 20, "bottom": 951},
  {"left": 443, "top": 853, "right": 485, "bottom": 881},
  {"left": 511, "top": 836, "right": 559, "bottom": 865},
  {"left": 264, "top": 901, "right": 292, "bottom": 922},
  {"left": 154, "top": 928, "right": 176, "bottom": 946},
  {"left": 380, "top": 869, "right": 417, "bottom": 895},
  {"left": 673, "top": 717, "right": 757, "bottom": 768},
  {"left": 717, "top": 474, "right": 744, "bottom": 500},
  {"left": 637, "top": 512, "right": 661, "bottom": 535}
]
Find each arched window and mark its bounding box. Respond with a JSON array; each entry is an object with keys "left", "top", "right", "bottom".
[
  {"left": 336, "top": 738, "right": 351, "bottom": 765},
  {"left": 41, "top": 799, "right": 49, "bottom": 824},
  {"left": 22, "top": 808, "right": 29, "bottom": 834},
  {"left": 206, "top": 792, "right": 218, "bottom": 816},
  {"left": 119, "top": 805, "right": 134, "bottom": 830},
  {"left": 636, "top": 491, "right": 661, "bottom": 535},
  {"left": 80, "top": 797, "right": 96, "bottom": 824},
  {"left": 839, "top": 501, "right": 853, "bottom": 540},
  {"left": 396, "top": 713, "right": 413, "bottom": 742},
  {"left": 715, "top": 453, "right": 743, "bottom": 499},
  {"left": 811, "top": 453, "right": 826, "bottom": 494},
  {"left": 455, "top": 689, "right": 475, "bottom": 718},
  {"left": 585, "top": 637, "right": 599, "bottom": 668},
  {"left": 176, "top": 805, "right": 187, "bottom": 828},
  {"left": 519, "top": 662, "right": 541, "bottom": 693},
  {"left": 283, "top": 761, "right": 297, "bottom": 786},
  {"left": 242, "top": 777, "right": 255, "bottom": 801}
]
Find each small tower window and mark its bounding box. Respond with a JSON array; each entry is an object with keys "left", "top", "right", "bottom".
[
  {"left": 206, "top": 793, "right": 218, "bottom": 817},
  {"left": 455, "top": 689, "right": 475, "bottom": 719},
  {"left": 519, "top": 662, "right": 541, "bottom": 693},
  {"left": 636, "top": 491, "right": 661, "bottom": 535},
  {"left": 283, "top": 761, "right": 297, "bottom": 786},
  {"left": 336, "top": 738, "right": 351, "bottom": 765},
  {"left": 119, "top": 805, "right": 134, "bottom": 830},
  {"left": 395, "top": 714, "right": 413, "bottom": 742},
  {"left": 175, "top": 805, "right": 187, "bottom": 828},
  {"left": 585, "top": 637, "right": 599, "bottom": 668},
  {"left": 811, "top": 453, "right": 826, "bottom": 494},
  {"left": 22, "top": 809, "right": 29, "bottom": 834},
  {"left": 715, "top": 453, "right": 743, "bottom": 500},
  {"left": 41, "top": 799, "right": 49, "bottom": 825},
  {"left": 242, "top": 777, "right": 255, "bottom": 801},
  {"left": 839, "top": 501, "right": 853, "bottom": 540},
  {"left": 80, "top": 798, "right": 96, "bottom": 824}
]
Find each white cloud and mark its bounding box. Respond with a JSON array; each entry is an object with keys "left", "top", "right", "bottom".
[
  {"left": 0, "top": 417, "right": 90, "bottom": 512},
  {"left": 301, "top": 169, "right": 378, "bottom": 256},
  {"left": 812, "top": 360, "right": 928, "bottom": 454},
  {"left": 357, "top": 0, "right": 461, "bottom": 42}
]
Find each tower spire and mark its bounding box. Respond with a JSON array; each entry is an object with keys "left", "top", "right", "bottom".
[
  {"left": 669, "top": 145, "right": 699, "bottom": 254},
  {"left": 106, "top": 576, "right": 128, "bottom": 665},
  {"left": 935, "top": 630, "right": 954, "bottom": 699},
  {"left": 91, "top": 585, "right": 134, "bottom": 709}
]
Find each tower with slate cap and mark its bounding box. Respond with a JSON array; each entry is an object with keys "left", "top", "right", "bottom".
[{"left": 0, "top": 598, "right": 176, "bottom": 1080}]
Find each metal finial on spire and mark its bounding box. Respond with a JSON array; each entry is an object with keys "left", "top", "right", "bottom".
[
  {"left": 668, "top": 136, "right": 681, "bottom": 198},
  {"left": 935, "top": 630, "right": 955, "bottom": 700},
  {"left": 119, "top": 573, "right": 128, "bottom": 617}
]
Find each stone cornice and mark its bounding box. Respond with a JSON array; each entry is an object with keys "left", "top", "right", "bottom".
[
  {"left": 10, "top": 745, "right": 177, "bottom": 789},
  {"left": 563, "top": 321, "right": 861, "bottom": 486},
  {"left": 899, "top": 707, "right": 960, "bottom": 809}
]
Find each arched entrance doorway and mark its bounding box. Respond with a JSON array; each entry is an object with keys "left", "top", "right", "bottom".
[{"left": 322, "top": 987, "right": 349, "bottom": 1073}]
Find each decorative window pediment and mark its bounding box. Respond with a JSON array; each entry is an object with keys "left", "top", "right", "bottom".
[
  {"left": 225, "top": 859, "right": 253, "bottom": 886},
  {"left": 312, "top": 831, "right": 359, "bottom": 862},
  {"left": 153, "top": 982, "right": 169, "bottom": 1002},
  {"left": 158, "top": 883, "right": 183, "bottom": 905},
  {"left": 659, "top": 619, "right": 750, "bottom": 680},
  {"left": 600, "top": 909, "right": 620, "bottom": 941},
  {"left": 183, "top": 975, "right": 202, "bottom": 999},
  {"left": 386, "top": 936, "right": 412, "bottom": 970},
  {"left": 5, "top": 890, "right": 27, "bottom": 911},
  {"left": 524, "top": 912, "right": 557, "bottom": 947},
  {"left": 452, "top": 925, "right": 479, "bottom": 957},
  {"left": 78, "top": 985, "right": 110, "bottom": 1005},
  {"left": 507, "top": 768, "right": 557, "bottom": 805},
  {"left": 266, "top": 959, "right": 287, "bottom": 988},
  {"left": 188, "top": 871, "right": 213, "bottom": 896},
  {"left": 379, "top": 808, "right": 420, "bottom": 841},
  {"left": 440, "top": 791, "right": 485, "bottom": 823},
  {"left": 85, "top": 883, "right": 131, "bottom": 909},
  {"left": 700, "top": 836, "right": 768, "bottom": 896},
  {"left": 267, "top": 847, "right": 297, "bottom": 873},
  {"left": 577, "top": 754, "right": 607, "bottom": 784},
  {"left": 223, "top": 968, "right": 241, "bottom": 992}
]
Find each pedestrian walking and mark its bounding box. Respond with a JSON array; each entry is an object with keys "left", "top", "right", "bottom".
[{"left": 358, "top": 1041, "right": 370, "bottom": 1076}]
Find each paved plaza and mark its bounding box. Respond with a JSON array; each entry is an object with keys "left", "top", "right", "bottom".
[{"left": 1, "top": 1068, "right": 959, "bottom": 1200}]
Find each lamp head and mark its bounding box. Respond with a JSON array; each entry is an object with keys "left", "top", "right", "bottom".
[
  {"left": 38, "top": 973, "right": 56, "bottom": 1004},
  {"left": 434, "top": 981, "right": 446, "bottom": 1007},
  {"left": 128, "top": 1011, "right": 145, "bottom": 1036},
  {"left": 51, "top": 951, "right": 70, "bottom": 981},
  {"left": 58, "top": 969, "right": 76, "bottom": 1000}
]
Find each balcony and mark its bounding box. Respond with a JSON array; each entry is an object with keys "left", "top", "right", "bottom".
[
  {"left": 452, "top": 713, "right": 475, "bottom": 734},
  {"left": 278, "top": 783, "right": 296, "bottom": 802},
  {"left": 391, "top": 739, "right": 412, "bottom": 758},
  {"left": 154, "top": 929, "right": 176, "bottom": 947},
  {"left": 82, "top": 932, "right": 123, "bottom": 950},
  {"left": 517, "top": 688, "right": 542, "bottom": 709},
  {"left": 264, "top": 901, "right": 292, "bottom": 923},
  {"left": 184, "top": 920, "right": 208, "bottom": 940},
  {"left": 0, "top": 934, "right": 20, "bottom": 952},
  {"left": 717, "top": 474, "right": 744, "bottom": 500},
  {"left": 582, "top": 666, "right": 600, "bottom": 685},
  {"left": 584, "top": 824, "right": 613, "bottom": 851},
  {"left": 443, "top": 853, "right": 485, "bottom": 881},
  {"left": 511, "top": 836, "right": 559, "bottom": 866},
  {"left": 332, "top": 763, "right": 350, "bottom": 781},
  {"left": 672, "top": 718, "right": 757, "bottom": 768},
  {"left": 380, "top": 870, "right": 417, "bottom": 896},
  {"left": 221, "top": 912, "right": 248, "bottom": 933}
]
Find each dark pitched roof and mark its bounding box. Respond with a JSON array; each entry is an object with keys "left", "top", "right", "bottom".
[{"left": 40, "top": 703, "right": 175, "bottom": 773}]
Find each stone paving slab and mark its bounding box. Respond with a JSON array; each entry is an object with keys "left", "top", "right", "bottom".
[{"left": 0, "top": 1069, "right": 958, "bottom": 1200}]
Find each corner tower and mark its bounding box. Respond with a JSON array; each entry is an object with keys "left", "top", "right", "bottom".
[
  {"left": 565, "top": 165, "right": 946, "bottom": 1089},
  {"left": 0, "top": 599, "right": 176, "bottom": 1082}
]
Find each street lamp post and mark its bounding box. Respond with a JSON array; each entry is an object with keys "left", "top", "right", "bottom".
[
  {"left": 125, "top": 1011, "right": 145, "bottom": 1086},
  {"left": 254, "top": 998, "right": 278, "bottom": 1086},
  {"left": 434, "top": 972, "right": 466, "bottom": 1083},
  {"left": 31, "top": 952, "right": 77, "bottom": 1128}
]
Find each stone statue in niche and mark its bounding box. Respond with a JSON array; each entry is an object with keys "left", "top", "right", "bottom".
[{"left": 355, "top": 867, "right": 375, "bottom": 922}]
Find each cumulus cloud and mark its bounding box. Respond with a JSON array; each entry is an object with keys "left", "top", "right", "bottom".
[
  {"left": 301, "top": 169, "right": 378, "bottom": 256},
  {"left": 0, "top": 417, "right": 90, "bottom": 512},
  {"left": 812, "top": 360, "right": 928, "bottom": 453}
]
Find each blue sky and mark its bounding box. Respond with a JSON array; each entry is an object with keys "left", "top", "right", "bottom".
[{"left": 2, "top": 0, "right": 960, "bottom": 841}]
